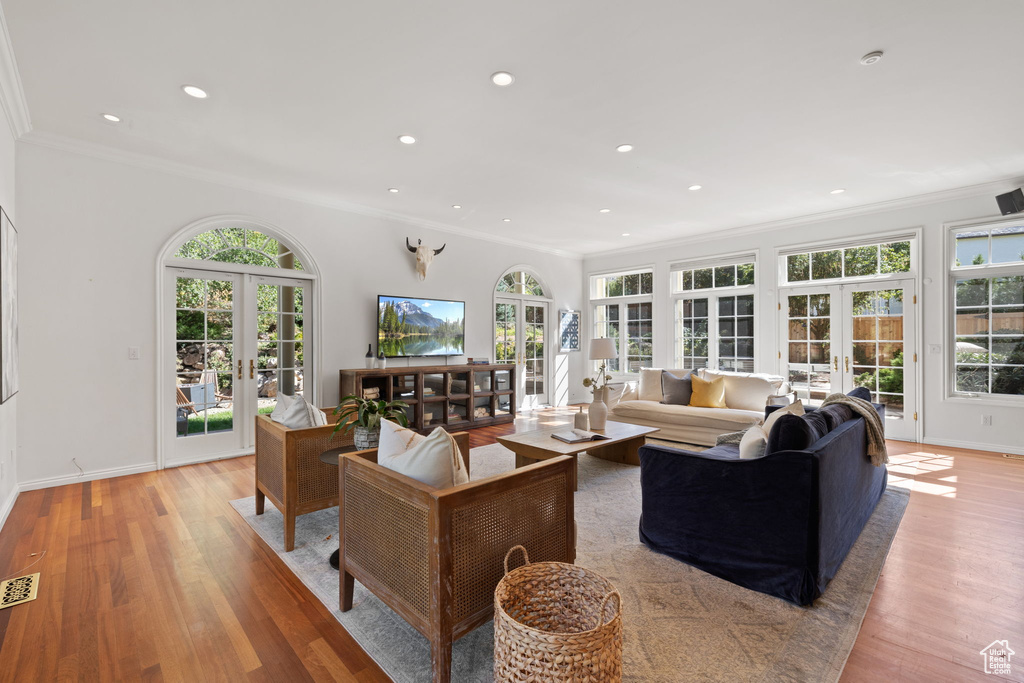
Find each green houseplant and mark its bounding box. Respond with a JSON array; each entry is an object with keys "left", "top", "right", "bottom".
[{"left": 333, "top": 395, "right": 410, "bottom": 450}]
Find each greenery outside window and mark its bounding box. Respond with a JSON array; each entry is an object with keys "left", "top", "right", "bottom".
[
  {"left": 785, "top": 241, "right": 910, "bottom": 284},
  {"left": 590, "top": 269, "right": 654, "bottom": 374},
  {"left": 672, "top": 263, "right": 755, "bottom": 291}
]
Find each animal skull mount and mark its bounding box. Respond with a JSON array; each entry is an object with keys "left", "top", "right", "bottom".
[{"left": 406, "top": 238, "right": 446, "bottom": 280}]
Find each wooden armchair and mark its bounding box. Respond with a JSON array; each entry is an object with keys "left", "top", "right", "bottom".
[
  {"left": 255, "top": 410, "right": 352, "bottom": 551},
  {"left": 338, "top": 434, "right": 575, "bottom": 683}
]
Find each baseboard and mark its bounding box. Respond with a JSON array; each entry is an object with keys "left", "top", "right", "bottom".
[
  {"left": 0, "top": 485, "right": 18, "bottom": 533},
  {"left": 18, "top": 462, "right": 158, "bottom": 493},
  {"left": 163, "top": 449, "right": 253, "bottom": 469},
  {"left": 919, "top": 437, "right": 1024, "bottom": 457}
]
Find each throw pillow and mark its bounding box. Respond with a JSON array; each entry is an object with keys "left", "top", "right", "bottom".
[
  {"left": 847, "top": 386, "right": 872, "bottom": 402},
  {"left": 766, "top": 413, "right": 815, "bottom": 453},
  {"left": 638, "top": 368, "right": 664, "bottom": 402},
  {"left": 660, "top": 371, "right": 693, "bottom": 405},
  {"left": 377, "top": 424, "right": 469, "bottom": 489},
  {"left": 703, "top": 369, "right": 773, "bottom": 412},
  {"left": 379, "top": 417, "right": 425, "bottom": 458},
  {"left": 763, "top": 400, "right": 805, "bottom": 435},
  {"left": 819, "top": 404, "right": 854, "bottom": 431},
  {"left": 605, "top": 383, "right": 627, "bottom": 409},
  {"left": 739, "top": 425, "right": 768, "bottom": 459},
  {"left": 689, "top": 374, "right": 727, "bottom": 408},
  {"left": 270, "top": 393, "right": 327, "bottom": 429}
]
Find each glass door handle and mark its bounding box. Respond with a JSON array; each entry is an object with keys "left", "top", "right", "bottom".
[
  {"left": 249, "top": 359, "right": 255, "bottom": 379},
  {"left": 833, "top": 356, "right": 838, "bottom": 371},
  {"left": 237, "top": 359, "right": 243, "bottom": 380}
]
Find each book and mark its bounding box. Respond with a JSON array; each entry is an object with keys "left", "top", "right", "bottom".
[{"left": 551, "top": 429, "right": 609, "bottom": 444}]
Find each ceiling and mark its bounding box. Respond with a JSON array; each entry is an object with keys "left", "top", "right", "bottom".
[{"left": 4, "top": 0, "right": 1024, "bottom": 255}]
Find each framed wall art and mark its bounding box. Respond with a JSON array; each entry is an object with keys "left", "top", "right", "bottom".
[{"left": 559, "top": 309, "right": 580, "bottom": 353}]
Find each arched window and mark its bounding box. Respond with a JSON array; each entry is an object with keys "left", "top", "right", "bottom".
[
  {"left": 174, "top": 226, "right": 305, "bottom": 270},
  {"left": 497, "top": 270, "right": 545, "bottom": 296}
]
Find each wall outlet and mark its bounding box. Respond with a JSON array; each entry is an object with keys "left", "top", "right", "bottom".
[
  {"left": 981, "top": 415, "right": 992, "bottom": 426},
  {"left": 128, "top": 346, "right": 140, "bottom": 360}
]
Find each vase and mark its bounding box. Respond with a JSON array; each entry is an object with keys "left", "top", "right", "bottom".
[
  {"left": 588, "top": 386, "right": 608, "bottom": 430},
  {"left": 365, "top": 344, "right": 374, "bottom": 369},
  {"left": 376, "top": 354, "right": 387, "bottom": 369},
  {"left": 354, "top": 425, "right": 380, "bottom": 450},
  {"left": 574, "top": 406, "right": 589, "bottom": 431}
]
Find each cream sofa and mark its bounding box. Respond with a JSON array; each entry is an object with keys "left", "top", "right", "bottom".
[{"left": 608, "top": 368, "right": 792, "bottom": 446}]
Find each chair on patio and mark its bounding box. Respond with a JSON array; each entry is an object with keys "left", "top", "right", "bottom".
[
  {"left": 338, "top": 435, "right": 575, "bottom": 683},
  {"left": 255, "top": 409, "right": 352, "bottom": 551}
]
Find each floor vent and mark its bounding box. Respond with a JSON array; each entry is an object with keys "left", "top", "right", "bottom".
[
  {"left": 1003, "top": 453, "right": 1024, "bottom": 461},
  {"left": 0, "top": 573, "right": 40, "bottom": 610}
]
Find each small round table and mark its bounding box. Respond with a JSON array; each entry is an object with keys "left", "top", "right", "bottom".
[{"left": 320, "top": 445, "right": 358, "bottom": 570}]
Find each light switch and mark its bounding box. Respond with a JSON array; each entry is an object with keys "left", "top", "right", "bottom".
[
  {"left": 128, "top": 346, "right": 140, "bottom": 360},
  {"left": 929, "top": 344, "right": 941, "bottom": 354}
]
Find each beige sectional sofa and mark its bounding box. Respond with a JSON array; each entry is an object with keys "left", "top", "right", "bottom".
[{"left": 608, "top": 368, "right": 792, "bottom": 446}]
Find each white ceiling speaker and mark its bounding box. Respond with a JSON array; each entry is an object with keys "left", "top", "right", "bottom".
[{"left": 860, "top": 51, "right": 884, "bottom": 66}]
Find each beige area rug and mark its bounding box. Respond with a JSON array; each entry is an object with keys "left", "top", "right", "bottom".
[{"left": 232, "top": 443, "right": 908, "bottom": 682}]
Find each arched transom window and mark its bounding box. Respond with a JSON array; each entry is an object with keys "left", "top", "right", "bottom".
[
  {"left": 175, "top": 227, "right": 304, "bottom": 270},
  {"left": 497, "top": 270, "right": 545, "bottom": 296}
]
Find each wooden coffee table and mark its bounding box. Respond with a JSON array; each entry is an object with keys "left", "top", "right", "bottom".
[{"left": 497, "top": 421, "right": 660, "bottom": 491}]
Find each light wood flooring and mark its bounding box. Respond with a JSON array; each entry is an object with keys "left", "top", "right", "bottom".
[{"left": 0, "top": 408, "right": 1021, "bottom": 681}]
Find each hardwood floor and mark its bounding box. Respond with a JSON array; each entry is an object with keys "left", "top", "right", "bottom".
[{"left": 0, "top": 408, "right": 1021, "bottom": 681}]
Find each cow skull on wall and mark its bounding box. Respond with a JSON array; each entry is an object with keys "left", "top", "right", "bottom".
[{"left": 406, "top": 238, "right": 446, "bottom": 280}]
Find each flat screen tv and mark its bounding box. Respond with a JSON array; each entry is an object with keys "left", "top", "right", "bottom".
[{"left": 377, "top": 295, "right": 465, "bottom": 358}]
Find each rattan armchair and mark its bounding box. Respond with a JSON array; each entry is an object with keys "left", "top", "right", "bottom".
[
  {"left": 338, "top": 434, "right": 575, "bottom": 683},
  {"left": 255, "top": 410, "right": 352, "bottom": 551}
]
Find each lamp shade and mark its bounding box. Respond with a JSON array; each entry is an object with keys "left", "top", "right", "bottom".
[{"left": 589, "top": 337, "right": 617, "bottom": 361}]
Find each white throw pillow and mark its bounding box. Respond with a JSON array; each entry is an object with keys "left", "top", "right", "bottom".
[
  {"left": 763, "top": 400, "right": 805, "bottom": 436},
  {"left": 378, "top": 423, "right": 469, "bottom": 489},
  {"left": 638, "top": 368, "right": 664, "bottom": 402},
  {"left": 739, "top": 425, "right": 768, "bottom": 459},
  {"left": 270, "top": 393, "right": 327, "bottom": 429},
  {"left": 703, "top": 370, "right": 773, "bottom": 412}
]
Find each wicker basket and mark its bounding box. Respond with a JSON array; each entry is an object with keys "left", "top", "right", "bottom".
[{"left": 494, "top": 546, "right": 623, "bottom": 682}]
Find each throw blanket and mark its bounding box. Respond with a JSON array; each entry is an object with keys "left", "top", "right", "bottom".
[{"left": 820, "top": 393, "right": 888, "bottom": 466}]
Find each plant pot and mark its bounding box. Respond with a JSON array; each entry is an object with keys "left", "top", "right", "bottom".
[
  {"left": 354, "top": 425, "right": 380, "bottom": 450},
  {"left": 589, "top": 386, "right": 608, "bottom": 430}
]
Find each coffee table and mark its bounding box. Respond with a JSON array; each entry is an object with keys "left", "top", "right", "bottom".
[{"left": 497, "top": 421, "right": 659, "bottom": 491}]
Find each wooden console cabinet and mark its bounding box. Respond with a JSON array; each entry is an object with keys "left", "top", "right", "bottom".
[{"left": 339, "top": 364, "right": 516, "bottom": 433}]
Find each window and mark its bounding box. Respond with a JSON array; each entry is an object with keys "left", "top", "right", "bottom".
[
  {"left": 497, "top": 270, "right": 545, "bottom": 296},
  {"left": 590, "top": 269, "right": 653, "bottom": 374},
  {"left": 951, "top": 221, "right": 1024, "bottom": 398},
  {"left": 671, "top": 257, "right": 755, "bottom": 371},
  {"left": 175, "top": 227, "right": 305, "bottom": 270},
  {"left": 784, "top": 240, "right": 910, "bottom": 284}
]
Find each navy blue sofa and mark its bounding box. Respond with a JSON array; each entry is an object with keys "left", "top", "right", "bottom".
[{"left": 637, "top": 388, "right": 887, "bottom": 605}]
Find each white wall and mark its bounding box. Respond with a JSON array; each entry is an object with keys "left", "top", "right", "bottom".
[
  {"left": 0, "top": 106, "right": 16, "bottom": 526},
  {"left": 15, "top": 143, "right": 586, "bottom": 488},
  {"left": 584, "top": 191, "right": 1023, "bottom": 455}
]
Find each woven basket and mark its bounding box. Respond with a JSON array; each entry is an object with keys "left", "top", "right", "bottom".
[{"left": 494, "top": 546, "right": 623, "bottom": 682}]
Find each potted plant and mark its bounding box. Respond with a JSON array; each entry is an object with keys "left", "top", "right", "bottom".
[{"left": 333, "top": 395, "right": 410, "bottom": 449}]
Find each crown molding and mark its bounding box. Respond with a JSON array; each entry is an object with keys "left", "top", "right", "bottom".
[
  {"left": 18, "top": 130, "right": 584, "bottom": 260},
  {"left": 581, "top": 176, "right": 1024, "bottom": 259},
  {"left": 0, "top": 4, "right": 30, "bottom": 138}
]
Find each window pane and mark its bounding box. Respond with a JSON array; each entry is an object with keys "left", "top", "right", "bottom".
[
  {"left": 737, "top": 263, "right": 755, "bottom": 286},
  {"left": 991, "top": 226, "right": 1024, "bottom": 264},
  {"left": 787, "top": 254, "right": 810, "bottom": 282},
  {"left": 844, "top": 245, "right": 878, "bottom": 277},
  {"left": 956, "top": 278, "right": 989, "bottom": 306},
  {"left": 736, "top": 294, "right": 754, "bottom": 315},
  {"left": 811, "top": 250, "right": 842, "bottom": 280},
  {"left": 640, "top": 271, "right": 653, "bottom": 294},
  {"left": 624, "top": 273, "right": 640, "bottom": 296},
  {"left": 992, "top": 276, "right": 1024, "bottom": 306},
  {"left": 880, "top": 241, "right": 911, "bottom": 274},
  {"left": 683, "top": 270, "right": 693, "bottom": 290},
  {"left": 714, "top": 265, "right": 735, "bottom": 288},
  {"left": 694, "top": 268, "right": 713, "bottom": 289},
  {"left": 955, "top": 230, "right": 988, "bottom": 266}
]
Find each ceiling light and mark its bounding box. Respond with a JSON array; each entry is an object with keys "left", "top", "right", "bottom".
[
  {"left": 621, "top": 232, "right": 631, "bottom": 237},
  {"left": 830, "top": 188, "right": 846, "bottom": 194},
  {"left": 398, "top": 135, "right": 416, "bottom": 144},
  {"left": 503, "top": 218, "right": 512, "bottom": 222},
  {"left": 860, "top": 51, "right": 884, "bottom": 66},
  {"left": 491, "top": 71, "right": 515, "bottom": 87},
  {"left": 101, "top": 113, "right": 121, "bottom": 123},
  {"left": 599, "top": 208, "right": 611, "bottom": 213},
  {"left": 452, "top": 204, "right": 462, "bottom": 209},
  {"left": 688, "top": 184, "right": 702, "bottom": 191},
  {"left": 181, "top": 85, "right": 208, "bottom": 99},
  {"left": 616, "top": 144, "right": 633, "bottom": 153},
  {"left": 388, "top": 188, "right": 399, "bottom": 193}
]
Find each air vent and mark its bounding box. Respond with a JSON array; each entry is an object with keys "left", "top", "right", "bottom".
[{"left": 0, "top": 573, "right": 40, "bottom": 610}]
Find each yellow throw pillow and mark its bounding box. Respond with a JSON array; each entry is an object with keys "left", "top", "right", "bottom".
[{"left": 690, "top": 374, "right": 727, "bottom": 408}]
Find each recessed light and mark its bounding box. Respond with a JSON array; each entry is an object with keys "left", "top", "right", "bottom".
[
  {"left": 181, "top": 85, "right": 208, "bottom": 99},
  {"left": 616, "top": 144, "right": 633, "bottom": 153},
  {"left": 621, "top": 232, "right": 631, "bottom": 237},
  {"left": 452, "top": 204, "right": 462, "bottom": 209},
  {"left": 101, "top": 113, "right": 121, "bottom": 123},
  {"left": 860, "top": 51, "right": 884, "bottom": 66},
  {"left": 503, "top": 218, "right": 512, "bottom": 222},
  {"left": 830, "top": 188, "right": 846, "bottom": 194},
  {"left": 398, "top": 135, "right": 416, "bottom": 144},
  {"left": 688, "top": 184, "right": 702, "bottom": 191},
  {"left": 491, "top": 71, "right": 515, "bottom": 87},
  {"left": 388, "top": 188, "right": 399, "bottom": 193},
  {"left": 599, "top": 208, "right": 611, "bottom": 213}
]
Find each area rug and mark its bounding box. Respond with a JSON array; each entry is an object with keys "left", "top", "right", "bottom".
[{"left": 231, "top": 444, "right": 909, "bottom": 682}]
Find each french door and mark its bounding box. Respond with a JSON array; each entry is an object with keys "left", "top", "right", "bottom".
[
  {"left": 780, "top": 279, "right": 917, "bottom": 441},
  {"left": 167, "top": 268, "right": 314, "bottom": 465},
  {"left": 495, "top": 298, "right": 549, "bottom": 410}
]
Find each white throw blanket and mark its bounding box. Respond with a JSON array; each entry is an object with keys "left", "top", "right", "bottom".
[{"left": 820, "top": 393, "right": 888, "bottom": 466}]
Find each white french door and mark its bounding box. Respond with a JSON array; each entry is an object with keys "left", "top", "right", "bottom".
[
  {"left": 780, "top": 279, "right": 917, "bottom": 441},
  {"left": 166, "top": 268, "right": 314, "bottom": 465},
  {"left": 495, "top": 298, "right": 549, "bottom": 410}
]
